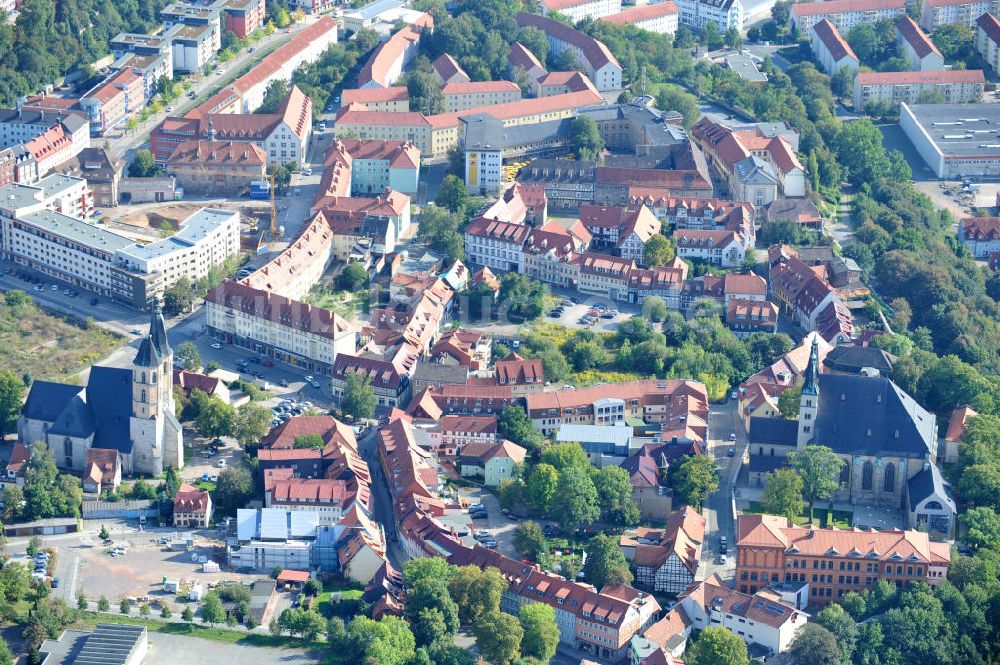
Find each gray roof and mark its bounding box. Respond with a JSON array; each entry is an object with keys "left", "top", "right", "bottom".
[
  {"left": 746, "top": 455, "right": 788, "bottom": 474},
  {"left": 133, "top": 336, "right": 161, "bottom": 368},
  {"left": 116, "top": 208, "right": 236, "bottom": 262},
  {"left": 813, "top": 374, "right": 936, "bottom": 458},
  {"left": 725, "top": 54, "right": 768, "bottom": 83},
  {"left": 413, "top": 362, "right": 470, "bottom": 386},
  {"left": 20, "top": 210, "right": 135, "bottom": 254},
  {"left": 40, "top": 624, "right": 146, "bottom": 665},
  {"left": 0, "top": 108, "right": 87, "bottom": 134},
  {"left": 236, "top": 508, "right": 319, "bottom": 541},
  {"left": 345, "top": 0, "right": 403, "bottom": 20},
  {"left": 748, "top": 417, "right": 798, "bottom": 446},
  {"left": 823, "top": 345, "right": 895, "bottom": 376},
  {"left": 901, "top": 102, "right": 1000, "bottom": 159},
  {"left": 906, "top": 462, "right": 956, "bottom": 512},
  {"left": 22, "top": 381, "right": 84, "bottom": 421},
  {"left": 765, "top": 197, "right": 820, "bottom": 223},
  {"left": 734, "top": 156, "right": 779, "bottom": 185}
]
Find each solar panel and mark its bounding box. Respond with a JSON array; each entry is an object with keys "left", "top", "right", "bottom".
[{"left": 753, "top": 598, "right": 788, "bottom": 616}]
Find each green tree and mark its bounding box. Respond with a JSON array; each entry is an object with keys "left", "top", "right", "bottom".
[
  {"left": 760, "top": 468, "right": 805, "bottom": 523},
  {"left": 200, "top": 592, "right": 225, "bottom": 625},
  {"left": 512, "top": 520, "right": 547, "bottom": 561},
  {"left": 119, "top": 599, "right": 130, "bottom": 615},
  {"left": 338, "top": 261, "right": 370, "bottom": 291},
  {"left": 685, "top": 626, "right": 749, "bottom": 665},
  {"left": 97, "top": 596, "right": 110, "bottom": 612},
  {"left": 788, "top": 445, "right": 845, "bottom": 524},
  {"left": 194, "top": 395, "right": 234, "bottom": 438},
  {"left": 519, "top": 603, "right": 559, "bottom": 663},
  {"left": 294, "top": 433, "right": 326, "bottom": 449},
  {"left": 642, "top": 295, "right": 669, "bottom": 323},
  {"left": 778, "top": 385, "right": 802, "bottom": 418},
  {"left": 500, "top": 273, "right": 547, "bottom": 322},
  {"left": 76, "top": 593, "right": 88, "bottom": 611},
  {"left": 0, "top": 636, "right": 13, "bottom": 665},
  {"left": 0, "top": 369, "right": 26, "bottom": 433},
  {"left": 175, "top": 341, "right": 202, "bottom": 372},
  {"left": 525, "top": 464, "right": 559, "bottom": 515},
  {"left": 182, "top": 606, "right": 194, "bottom": 622},
  {"left": 473, "top": 611, "right": 523, "bottom": 665},
  {"left": 447, "top": 566, "right": 505, "bottom": 625},
  {"left": 568, "top": 115, "right": 603, "bottom": 161},
  {"left": 230, "top": 404, "right": 271, "bottom": 448},
  {"left": 127, "top": 149, "right": 161, "bottom": 178},
  {"left": 162, "top": 278, "right": 194, "bottom": 317},
  {"left": 406, "top": 578, "right": 459, "bottom": 639},
  {"left": 788, "top": 623, "right": 843, "bottom": 665},
  {"left": 539, "top": 443, "right": 590, "bottom": 472},
  {"left": 593, "top": 466, "right": 640, "bottom": 526},
  {"left": 214, "top": 466, "right": 254, "bottom": 512},
  {"left": 435, "top": 175, "right": 470, "bottom": 214},
  {"left": 342, "top": 371, "right": 377, "bottom": 421},
  {"left": 655, "top": 85, "right": 700, "bottom": 129},
  {"left": 960, "top": 506, "right": 1000, "bottom": 549},
  {"left": 498, "top": 405, "right": 544, "bottom": 453},
  {"left": 160, "top": 603, "right": 172, "bottom": 619},
  {"left": 643, "top": 234, "right": 675, "bottom": 267},
  {"left": 550, "top": 466, "right": 600, "bottom": 533},
  {"left": 257, "top": 79, "right": 289, "bottom": 113},
  {"left": 672, "top": 455, "right": 719, "bottom": 509},
  {"left": 345, "top": 616, "right": 416, "bottom": 665},
  {"left": 407, "top": 69, "right": 446, "bottom": 115},
  {"left": 582, "top": 534, "right": 633, "bottom": 588},
  {"left": 815, "top": 603, "right": 858, "bottom": 663}
]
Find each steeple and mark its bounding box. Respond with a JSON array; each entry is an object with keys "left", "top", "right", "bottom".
[
  {"left": 149, "top": 299, "right": 171, "bottom": 358},
  {"left": 802, "top": 336, "right": 820, "bottom": 396},
  {"left": 133, "top": 336, "right": 161, "bottom": 368}
]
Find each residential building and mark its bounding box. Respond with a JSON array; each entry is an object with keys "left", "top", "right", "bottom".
[
  {"left": 330, "top": 354, "right": 412, "bottom": 409},
  {"left": 516, "top": 13, "right": 623, "bottom": 92},
  {"left": 675, "top": 0, "right": 743, "bottom": 31},
  {"left": 164, "top": 139, "right": 266, "bottom": 195},
  {"left": 853, "top": 69, "right": 984, "bottom": 111},
  {"left": 577, "top": 204, "right": 661, "bottom": 265},
  {"left": 727, "top": 299, "right": 779, "bottom": 337},
  {"left": 318, "top": 138, "right": 420, "bottom": 200},
  {"left": 342, "top": 0, "right": 429, "bottom": 36},
  {"left": 424, "top": 414, "right": 498, "bottom": 456},
  {"left": 79, "top": 67, "right": 146, "bottom": 135},
  {"left": 442, "top": 81, "right": 522, "bottom": 112},
  {"left": 623, "top": 508, "right": 705, "bottom": 594},
  {"left": 525, "top": 379, "right": 708, "bottom": 436},
  {"left": 600, "top": 2, "right": 679, "bottom": 34},
  {"left": 508, "top": 41, "right": 548, "bottom": 83},
  {"left": 791, "top": 0, "right": 906, "bottom": 33},
  {"left": 205, "top": 281, "right": 356, "bottom": 376},
  {"left": 620, "top": 450, "right": 672, "bottom": 520},
  {"left": 223, "top": 0, "right": 266, "bottom": 38},
  {"left": 975, "top": 12, "right": 1000, "bottom": 73},
  {"left": 495, "top": 351, "right": 545, "bottom": 395},
  {"left": 942, "top": 405, "right": 977, "bottom": 464},
  {"left": 83, "top": 448, "right": 122, "bottom": 495},
  {"left": 746, "top": 339, "right": 957, "bottom": 539},
  {"left": 430, "top": 329, "right": 492, "bottom": 370},
  {"left": 356, "top": 15, "right": 434, "bottom": 88},
  {"left": 674, "top": 229, "right": 746, "bottom": 267},
  {"left": 0, "top": 109, "right": 91, "bottom": 176},
  {"left": 768, "top": 245, "right": 854, "bottom": 343},
  {"left": 899, "top": 102, "right": 1000, "bottom": 177},
  {"left": 539, "top": 0, "right": 622, "bottom": 22},
  {"left": 458, "top": 439, "right": 527, "bottom": 486},
  {"left": 174, "top": 369, "right": 232, "bottom": 404},
  {"left": 737, "top": 332, "right": 832, "bottom": 424},
  {"left": 736, "top": 514, "right": 951, "bottom": 604},
  {"left": 811, "top": 19, "right": 860, "bottom": 76},
  {"left": 174, "top": 482, "right": 212, "bottom": 527},
  {"left": 341, "top": 87, "right": 411, "bottom": 113},
  {"left": 52, "top": 148, "right": 123, "bottom": 207},
  {"left": 18, "top": 308, "right": 183, "bottom": 476},
  {"left": 433, "top": 53, "right": 470, "bottom": 84},
  {"left": 958, "top": 216, "right": 1000, "bottom": 258},
  {"left": 762, "top": 197, "right": 822, "bottom": 230},
  {"left": 408, "top": 384, "right": 513, "bottom": 418},
  {"left": 628, "top": 262, "right": 688, "bottom": 307},
  {"left": 920, "top": 0, "right": 995, "bottom": 29},
  {"left": 463, "top": 218, "right": 530, "bottom": 273},
  {"left": 264, "top": 477, "right": 361, "bottom": 524},
  {"left": 536, "top": 71, "right": 600, "bottom": 97},
  {"left": 678, "top": 574, "right": 808, "bottom": 653},
  {"left": 896, "top": 17, "right": 944, "bottom": 71}
]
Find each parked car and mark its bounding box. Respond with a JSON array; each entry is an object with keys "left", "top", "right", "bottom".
[
  {"left": 216, "top": 459, "right": 227, "bottom": 468},
  {"left": 210, "top": 342, "right": 223, "bottom": 349},
  {"left": 51, "top": 577, "right": 60, "bottom": 588},
  {"left": 310, "top": 380, "right": 321, "bottom": 388},
  {"left": 727, "top": 447, "right": 736, "bottom": 457},
  {"left": 280, "top": 378, "right": 289, "bottom": 387}
]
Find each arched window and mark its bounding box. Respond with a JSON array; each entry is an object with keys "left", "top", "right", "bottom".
[
  {"left": 141, "top": 389, "right": 146, "bottom": 403},
  {"left": 152, "top": 372, "right": 157, "bottom": 384},
  {"left": 64, "top": 437, "right": 72, "bottom": 457},
  {"left": 839, "top": 461, "right": 850, "bottom": 486},
  {"left": 884, "top": 463, "right": 896, "bottom": 493},
  {"left": 925, "top": 501, "right": 942, "bottom": 511},
  {"left": 862, "top": 461, "right": 874, "bottom": 491}
]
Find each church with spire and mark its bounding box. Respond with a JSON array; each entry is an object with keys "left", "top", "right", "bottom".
[
  {"left": 18, "top": 305, "right": 184, "bottom": 478},
  {"left": 745, "top": 338, "right": 956, "bottom": 539}
]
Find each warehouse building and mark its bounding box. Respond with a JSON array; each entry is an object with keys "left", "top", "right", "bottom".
[{"left": 899, "top": 102, "right": 1000, "bottom": 178}]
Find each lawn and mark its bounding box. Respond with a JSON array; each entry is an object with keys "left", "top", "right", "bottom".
[
  {"left": 315, "top": 580, "right": 364, "bottom": 617},
  {"left": 303, "top": 286, "right": 368, "bottom": 319},
  {"left": 745, "top": 501, "right": 853, "bottom": 529},
  {"left": 0, "top": 292, "right": 121, "bottom": 383}
]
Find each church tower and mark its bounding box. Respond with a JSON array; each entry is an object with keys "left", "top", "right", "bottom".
[
  {"left": 129, "top": 302, "right": 184, "bottom": 476},
  {"left": 797, "top": 336, "right": 820, "bottom": 450}
]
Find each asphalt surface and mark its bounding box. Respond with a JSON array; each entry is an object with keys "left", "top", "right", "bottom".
[{"left": 701, "top": 398, "right": 745, "bottom": 582}]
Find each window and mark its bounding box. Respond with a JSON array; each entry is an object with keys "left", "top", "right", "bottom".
[
  {"left": 862, "top": 461, "right": 874, "bottom": 491},
  {"left": 64, "top": 438, "right": 73, "bottom": 457},
  {"left": 884, "top": 463, "right": 895, "bottom": 493}
]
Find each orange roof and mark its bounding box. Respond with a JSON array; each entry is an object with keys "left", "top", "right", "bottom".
[
  {"left": 600, "top": 1, "right": 678, "bottom": 24},
  {"left": 723, "top": 272, "right": 767, "bottom": 296},
  {"left": 433, "top": 53, "right": 469, "bottom": 82},
  {"left": 232, "top": 17, "right": 339, "bottom": 95},
  {"left": 944, "top": 405, "right": 977, "bottom": 442},
  {"left": 508, "top": 41, "right": 546, "bottom": 73},
  {"left": 440, "top": 80, "right": 520, "bottom": 96},
  {"left": 896, "top": 16, "right": 941, "bottom": 59},
  {"left": 812, "top": 18, "right": 858, "bottom": 63},
  {"left": 277, "top": 569, "right": 310, "bottom": 582},
  {"left": 516, "top": 13, "right": 620, "bottom": 71},
  {"left": 342, "top": 86, "right": 409, "bottom": 106},
  {"left": 166, "top": 139, "right": 267, "bottom": 166},
  {"left": 792, "top": 0, "right": 905, "bottom": 17}
]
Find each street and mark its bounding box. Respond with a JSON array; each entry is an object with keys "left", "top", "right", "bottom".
[{"left": 700, "top": 397, "right": 746, "bottom": 582}]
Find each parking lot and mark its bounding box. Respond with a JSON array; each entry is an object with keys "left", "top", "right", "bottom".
[
  {"left": 545, "top": 298, "right": 629, "bottom": 332},
  {"left": 143, "top": 632, "right": 323, "bottom": 665}
]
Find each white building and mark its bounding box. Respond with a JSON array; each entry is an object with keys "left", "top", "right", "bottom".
[
  {"left": 675, "top": 0, "right": 743, "bottom": 31},
  {"left": 896, "top": 17, "right": 944, "bottom": 71},
  {"left": 920, "top": 0, "right": 996, "bottom": 29},
  {"left": 114, "top": 208, "right": 240, "bottom": 301},
  {"left": 975, "top": 12, "right": 1000, "bottom": 73},
  {"left": 811, "top": 18, "right": 859, "bottom": 76},
  {"left": 464, "top": 146, "right": 502, "bottom": 195},
  {"left": 958, "top": 217, "right": 1000, "bottom": 258},
  {"left": 899, "top": 102, "right": 1000, "bottom": 178},
  {"left": 516, "top": 13, "right": 623, "bottom": 93},
  {"left": 342, "top": 0, "right": 428, "bottom": 36},
  {"left": 229, "top": 508, "right": 317, "bottom": 571},
  {"left": 675, "top": 229, "right": 746, "bottom": 267},
  {"left": 464, "top": 217, "right": 530, "bottom": 273},
  {"left": 853, "top": 69, "right": 985, "bottom": 111},
  {"left": 169, "top": 23, "right": 221, "bottom": 73},
  {"left": 677, "top": 576, "right": 808, "bottom": 655},
  {"left": 600, "top": 1, "right": 680, "bottom": 34},
  {"left": 791, "top": 0, "right": 906, "bottom": 33},
  {"left": 539, "top": 0, "right": 623, "bottom": 22},
  {"left": 205, "top": 281, "right": 357, "bottom": 376}
]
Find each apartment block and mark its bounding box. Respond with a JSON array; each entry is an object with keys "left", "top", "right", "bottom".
[
  {"left": 896, "top": 16, "right": 944, "bottom": 71},
  {"left": 791, "top": 0, "right": 906, "bottom": 33},
  {"left": 539, "top": 0, "right": 622, "bottom": 21},
  {"left": 975, "top": 11, "right": 1000, "bottom": 72},
  {"left": 920, "top": 0, "right": 997, "bottom": 29},
  {"left": 600, "top": 1, "right": 679, "bottom": 33},
  {"left": 675, "top": 0, "right": 743, "bottom": 31},
  {"left": 853, "top": 69, "right": 984, "bottom": 111},
  {"left": 811, "top": 19, "right": 859, "bottom": 76}
]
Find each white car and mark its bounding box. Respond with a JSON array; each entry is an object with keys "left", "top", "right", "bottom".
[
  {"left": 210, "top": 342, "right": 223, "bottom": 349},
  {"left": 216, "top": 459, "right": 227, "bottom": 468},
  {"left": 304, "top": 375, "right": 315, "bottom": 382}
]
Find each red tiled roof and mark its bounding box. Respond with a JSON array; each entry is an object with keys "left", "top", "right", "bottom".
[
  {"left": 600, "top": 1, "right": 678, "bottom": 24},
  {"left": 495, "top": 352, "right": 545, "bottom": 385},
  {"left": 232, "top": 17, "right": 339, "bottom": 95},
  {"left": 976, "top": 12, "right": 1000, "bottom": 45},
  {"left": 516, "top": 13, "right": 620, "bottom": 71},
  {"left": 261, "top": 415, "right": 357, "bottom": 450},
  {"left": 961, "top": 216, "right": 1000, "bottom": 240},
  {"left": 6, "top": 443, "right": 29, "bottom": 475},
  {"left": 342, "top": 87, "right": 409, "bottom": 106},
  {"left": 791, "top": 0, "right": 905, "bottom": 17},
  {"left": 441, "top": 80, "right": 520, "bottom": 96},
  {"left": 277, "top": 569, "right": 310, "bottom": 582},
  {"left": 174, "top": 483, "right": 210, "bottom": 514},
  {"left": 173, "top": 369, "right": 221, "bottom": 396},
  {"left": 166, "top": 140, "right": 266, "bottom": 166},
  {"left": 459, "top": 439, "right": 527, "bottom": 465},
  {"left": 726, "top": 299, "right": 779, "bottom": 327},
  {"left": 206, "top": 281, "right": 352, "bottom": 341},
  {"left": 896, "top": 17, "right": 941, "bottom": 59},
  {"left": 433, "top": 53, "right": 468, "bottom": 82},
  {"left": 813, "top": 19, "right": 859, "bottom": 63},
  {"left": 944, "top": 405, "right": 977, "bottom": 443},
  {"left": 856, "top": 69, "right": 984, "bottom": 85},
  {"left": 723, "top": 272, "right": 767, "bottom": 296},
  {"left": 508, "top": 41, "right": 546, "bottom": 74}
]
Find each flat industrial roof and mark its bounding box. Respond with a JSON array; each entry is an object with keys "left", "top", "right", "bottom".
[
  {"left": 902, "top": 102, "right": 1000, "bottom": 159},
  {"left": 20, "top": 210, "right": 136, "bottom": 253},
  {"left": 117, "top": 208, "right": 236, "bottom": 260},
  {"left": 0, "top": 174, "right": 88, "bottom": 213},
  {"left": 345, "top": 0, "right": 403, "bottom": 20}
]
